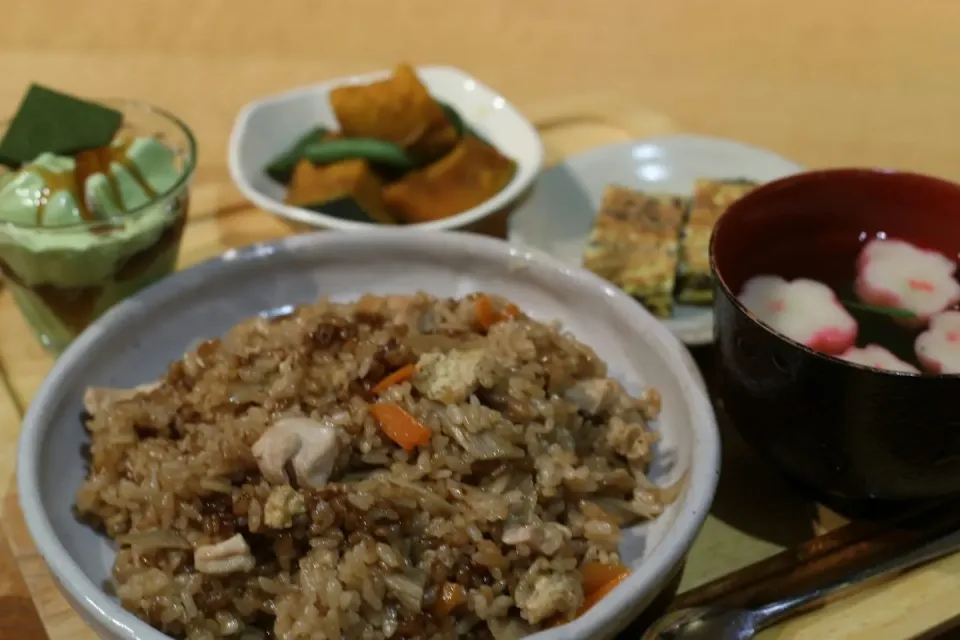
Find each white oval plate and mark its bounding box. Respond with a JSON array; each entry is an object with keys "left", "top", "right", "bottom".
[
  {"left": 18, "top": 231, "right": 719, "bottom": 640},
  {"left": 508, "top": 134, "right": 804, "bottom": 345}
]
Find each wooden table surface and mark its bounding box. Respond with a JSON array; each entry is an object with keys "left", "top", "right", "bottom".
[{"left": 3, "top": 1, "right": 960, "bottom": 638}]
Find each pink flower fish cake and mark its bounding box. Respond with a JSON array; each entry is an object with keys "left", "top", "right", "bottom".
[
  {"left": 838, "top": 344, "right": 919, "bottom": 373},
  {"left": 739, "top": 275, "right": 857, "bottom": 354},
  {"left": 854, "top": 239, "right": 960, "bottom": 325},
  {"left": 915, "top": 310, "right": 960, "bottom": 374}
]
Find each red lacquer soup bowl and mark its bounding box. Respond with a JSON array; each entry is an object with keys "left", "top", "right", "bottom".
[{"left": 711, "top": 168, "right": 960, "bottom": 501}]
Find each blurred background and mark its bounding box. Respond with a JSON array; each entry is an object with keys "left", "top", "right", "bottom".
[{"left": 3, "top": 0, "right": 956, "bottom": 183}]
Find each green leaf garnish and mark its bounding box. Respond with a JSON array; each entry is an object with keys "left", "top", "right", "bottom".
[
  {"left": 842, "top": 300, "right": 917, "bottom": 319},
  {"left": 0, "top": 84, "right": 122, "bottom": 167}
]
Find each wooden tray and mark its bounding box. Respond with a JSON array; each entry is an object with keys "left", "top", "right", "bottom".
[{"left": 2, "top": 130, "right": 960, "bottom": 640}]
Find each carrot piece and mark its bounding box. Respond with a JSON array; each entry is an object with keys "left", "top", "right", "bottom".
[
  {"left": 581, "top": 562, "right": 630, "bottom": 594},
  {"left": 433, "top": 582, "right": 466, "bottom": 617},
  {"left": 371, "top": 364, "right": 416, "bottom": 395},
  {"left": 545, "top": 563, "right": 631, "bottom": 625},
  {"left": 369, "top": 403, "right": 432, "bottom": 450},
  {"left": 475, "top": 295, "right": 498, "bottom": 330},
  {"left": 577, "top": 563, "right": 631, "bottom": 617},
  {"left": 476, "top": 295, "right": 523, "bottom": 330}
]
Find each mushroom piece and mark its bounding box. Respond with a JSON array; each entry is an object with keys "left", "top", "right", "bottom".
[
  {"left": 83, "top": 381, "right": 163, "bottom": 415},
  {"left": 251, "top": 417, "right": 340, "bottom": 489},
  {"left": 194, "top": 534, "right": 255, "bottom": 575}
]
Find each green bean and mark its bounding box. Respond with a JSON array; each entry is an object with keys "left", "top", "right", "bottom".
[
  {"left": 265, "top": 127, "right": 328, "bottom": 184},
  {"left": 437, "top": 100, "right": 490, "bottom": 146},
  {"left": 439, "top": 102, "right": 467, "bottom": 137},
  {"left": 268, "top": 100, "right": 496, "bottom": 188},
  {"left": 299, "top": 138, "right": 414, "bottom": 170},
  {"left": 842, "top": 300, "right": 917, "bottom": 319}
]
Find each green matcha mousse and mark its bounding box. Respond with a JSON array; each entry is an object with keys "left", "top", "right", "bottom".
[{"left": 0, "top": 135, "right": 189, "bottom": 352}]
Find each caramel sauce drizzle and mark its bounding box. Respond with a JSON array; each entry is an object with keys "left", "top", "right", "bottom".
[{"left": 26, "top": 138, "right": 157, "bottom": 225}]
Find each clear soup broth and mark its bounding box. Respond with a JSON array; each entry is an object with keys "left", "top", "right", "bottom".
[{"left": 736, "top": 231, "right": 960, "bottom": 375}]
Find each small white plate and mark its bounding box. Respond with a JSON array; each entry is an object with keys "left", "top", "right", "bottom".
[
  {"left": 228, "top": 65, "right": 543, "bottom": 231},
  {"left": 508, "top": 134, "right": 804, "bottom": 345}
]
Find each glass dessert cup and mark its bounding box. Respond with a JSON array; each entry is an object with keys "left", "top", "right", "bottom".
[{"left": 0, "top": 101, "right": 197, "bottom": 354}]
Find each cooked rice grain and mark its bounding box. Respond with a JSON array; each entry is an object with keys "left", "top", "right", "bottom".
[{"left": 76, "top": 293, "right": 665, "bottom": 640}]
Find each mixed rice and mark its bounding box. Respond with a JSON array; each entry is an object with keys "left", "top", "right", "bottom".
[{"left": 76, "top": 293, "right": 668, "bottom": 640}]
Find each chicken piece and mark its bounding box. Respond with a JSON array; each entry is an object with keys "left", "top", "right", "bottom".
[
  {"left": 263, "top": 485, "right": 306, "bottom": 529},
  {"left": 514, "top": 563, "right": 583, "bottom": 624},
  {"left": 194, "top": 534, "right": 255, "bottom": 575},
  {"left": 329, "top": 63, "right": 458, "bottom": 160},
  {"left": 412, "top": 348, "right": 487, "bottom": 403},
  {"left": 82, "top": 381, "right": 162, "bottom": 415},
  {"left": 251, "top": 417, "right": 340, "bottom": 488}
]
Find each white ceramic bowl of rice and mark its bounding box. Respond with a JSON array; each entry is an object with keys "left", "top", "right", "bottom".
[{"left": 18, "top": 231, "right": 719, "bottom": 640}]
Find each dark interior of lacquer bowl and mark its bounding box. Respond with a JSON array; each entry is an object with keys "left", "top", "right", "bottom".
[{"left": 710, "top": 169, "right": 960, "bottom": 502}]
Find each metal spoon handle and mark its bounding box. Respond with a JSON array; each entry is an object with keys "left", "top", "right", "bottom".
[{"left": 752, "top": 526, "right": 960, "bottom": 629}]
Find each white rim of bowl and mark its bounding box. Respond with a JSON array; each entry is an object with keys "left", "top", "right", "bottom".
[{"left": 18, "top": 230, "right": 720, "bottom": 640}]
